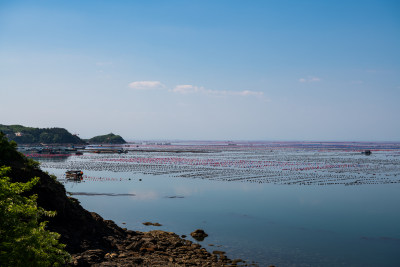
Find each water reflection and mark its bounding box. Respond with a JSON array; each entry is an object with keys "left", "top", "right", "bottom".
[
  {"left": 25, "top": 153, "right": 72, "bottom": 163},
  {"left": 38, "top": 144, "right": 400, "bottom": 267}
]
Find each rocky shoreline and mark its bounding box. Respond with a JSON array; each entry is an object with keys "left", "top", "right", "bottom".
[{"left": 71, "top": 224, "right": 253, "bottom": 266}]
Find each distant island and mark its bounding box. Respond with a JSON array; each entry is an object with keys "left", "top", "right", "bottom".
[
  {"left": 0, "top": 124, "right": 127, "bottom": 145},
  {"left": 87, "top": 133, "right": 126, "bottom": 144},
  {"left": 0, "top": 124, "right": 84, "bottom": 144}
]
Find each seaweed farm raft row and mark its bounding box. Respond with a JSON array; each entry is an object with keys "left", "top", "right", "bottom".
[{"left": 38, "top": 143, "right": 400, "bottom": 186}]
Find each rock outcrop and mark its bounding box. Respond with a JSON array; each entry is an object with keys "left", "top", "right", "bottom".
[{"left": 190, "top": 229, "right": 209, "bottom": 241}]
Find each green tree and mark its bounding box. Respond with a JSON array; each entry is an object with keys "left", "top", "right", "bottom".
[
  {"left": 89, "top": 133, "right": 126, "bottom": 144},
  {"left": 39, "top": 132, "right": 52, "bottom": 143},
  {"left": 0, "top": 132, "right": 39, "bottom": 169},
  {"left": 0, "top": 133, "right": 24, "bottom": 164},
  {"left": 0, "top": 166, "right": 70, "bottom": 266},
  {"left": 15, "top": 133, "right": 35, "bottom": 144},
  {"left": 52, "top": 134, "right": 61, "bottom": 143}
]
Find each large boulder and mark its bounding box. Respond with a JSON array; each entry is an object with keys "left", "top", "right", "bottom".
[{"left": 190, "top": 229, "right": 208, "bottom": 241}]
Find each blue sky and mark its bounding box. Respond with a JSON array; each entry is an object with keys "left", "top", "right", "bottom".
[{"left": 1, "top": 0, "right": 399, "bottom": 141}]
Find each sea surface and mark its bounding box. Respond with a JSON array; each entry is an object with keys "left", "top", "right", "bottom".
[{"left": 32, "top": 141, "right": 400, "bottom": 266}]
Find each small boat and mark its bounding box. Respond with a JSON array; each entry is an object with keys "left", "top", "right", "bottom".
[{"left": 66, "top": 170, "right": 83, "bottom": 180}]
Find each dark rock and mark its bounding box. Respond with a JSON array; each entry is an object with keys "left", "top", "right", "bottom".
[
  {"left": 212, "top": 250, "right": 226, "bottom": 255},
  {"left": 232, "top": 258, "right": 244, "bottom": 264},
  {"left": 190, "top": 229, "right": 209, "bottom": 241},
  {"left": 72, "top": 249, "right": 105, "bottom": 265},
  {"left": 131, "top": 258, "right": 144, "bottom": 264},
  {"left": 142, "top": 222, "right": 162, "bottom": 226},
  {"left": 126, "top": 240, "right": 144, "bottom": 251}
]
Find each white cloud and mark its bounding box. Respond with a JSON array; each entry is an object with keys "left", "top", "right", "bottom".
[
  {"left": 129, "top": 82, "right": 265, "bottom": 98},
  {"left": 171, "top": 84, "right": 264, "bottom": 97},
  {"left": 309, "top": 77, "right": 321, "bottom": 82},
  {"left": 235, "top": 90, "right": 264, "bottom": 96},
  {"left": 129, "top": 81, "right": 165, "bottom": 90},
  {"left": 171, "top": 84, "right": 203, "bottom": 94},
  {"left": 299, "top": 76, "right": 321, "bottom": 83}
]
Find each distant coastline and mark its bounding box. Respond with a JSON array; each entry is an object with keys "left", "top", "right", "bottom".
[{"left": 0, "top": 124, "right": 126, "bottom": 146}]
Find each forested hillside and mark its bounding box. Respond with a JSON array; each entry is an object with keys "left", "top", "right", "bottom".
[
  {"left": 0, "top": 124, "right": 84, "bottom": 144},
  {"left": 88, "top": 133, "right": 126, "bottom": 144}
]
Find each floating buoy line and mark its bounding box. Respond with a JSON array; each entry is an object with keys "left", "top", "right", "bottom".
[{"left": 32, "top": 144, "right": 400, "bottom": 186}]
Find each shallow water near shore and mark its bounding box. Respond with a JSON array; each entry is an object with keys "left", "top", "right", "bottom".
[{"left": 37, "top": 142, "right": 400, "bottom": 266}]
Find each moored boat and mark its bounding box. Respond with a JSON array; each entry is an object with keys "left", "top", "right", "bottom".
[{"left": 65, "top": 170, "right": 83, "bottom": 180}]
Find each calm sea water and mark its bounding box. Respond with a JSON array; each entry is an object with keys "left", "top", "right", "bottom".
[{"left": 37, "top": 142, "right": 400, "bottom": 267}]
